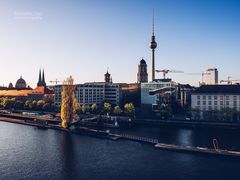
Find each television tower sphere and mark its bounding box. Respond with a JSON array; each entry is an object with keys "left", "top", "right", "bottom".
[{"left": 149, "top": 36, "right": 157, "bottom": 49}]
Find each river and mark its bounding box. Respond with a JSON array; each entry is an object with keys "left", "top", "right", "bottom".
[{"left": 0, "top": 121, "right": 240, "bottom": 180}]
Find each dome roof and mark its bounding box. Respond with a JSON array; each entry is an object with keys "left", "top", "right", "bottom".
[
  {"left": 8, "top": 82, "right": 13, "bottom": 88},
  {"left": 15, "top": 76, "right": 27, "bottom": 89},
  {"left": 140, "top": 59, "right": 146, "bottom": 64}
]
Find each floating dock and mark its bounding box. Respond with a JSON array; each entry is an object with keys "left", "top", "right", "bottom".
[{"left": 155, "top": 143, "right": 240, "bottom": 158}]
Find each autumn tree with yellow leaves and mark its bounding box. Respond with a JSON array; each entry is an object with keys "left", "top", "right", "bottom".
[{"left": 61, "top": 76, "right": 77, "bottom": 128}]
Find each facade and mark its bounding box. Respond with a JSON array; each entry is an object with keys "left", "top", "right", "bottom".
[
  {"left": 137, "top": 59, "right": 148, "bottom": 83},
  {"left": 54, "top": 82, "right": 121, "bottom": 106},
  {"left": 141, "top": 79, "right": 177, "bottom": 106},
  {"left": 177, "top": 84, "right": 195, "bottom": 108},
  {"left": 121, "top": 83, "right": 141, "bottom": 107},
  {"left": 203, "top": 68, "right": 218, "bottom": 85},
  {"left": 191, "top": 85, "right": 240, "bottom": 111},
  {"left": 0, "top": 69, "right": 54, "bottom": 101}
]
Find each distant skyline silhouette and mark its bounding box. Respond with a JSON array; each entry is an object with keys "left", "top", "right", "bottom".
[{"left": 0, "top": 0, "right": 239, "bottom": 87}]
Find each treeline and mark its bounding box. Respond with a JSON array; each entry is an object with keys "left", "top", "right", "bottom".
[
  {"left": 0, "top": 98, "right": 135, "bottom": 116},
  {"left": 75, "top": 102, "right": 135, "bottom": 116},
  {"left": 0, "top": 98, "right": 58, "bottom": 112}
]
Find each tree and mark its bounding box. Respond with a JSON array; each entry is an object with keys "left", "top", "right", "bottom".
[
  {"left": 3, "top": 98, "right": 16, "bottom": 109},
  {"left": 124, "top": 103, "right": 135, "bottom": 116},
  {"left": 37, "top": 100, "right": 45, "bottom": 110},
  {"left": 24, "top": 100, "right": 32, "bottom": 110},
  {"left": 43, "top": 103, "right": 51, "bottom": 112},
  {"left": 30, "top": 100, "right": 37, "bottom": 110},
  {"left": 14, "top": 100, "right": 24, "bottom": 110},
  {"left": 103, "top": 102, "right": 111, "bottom": 114},
  {"left": 113, "top": 105, "right": 122, "bottom": 115},
  {"left": 91, "top": 103, "right": 98, "bottom": 114},
  {"left": 75, "top": 103, "right": 81, "bottom": 115},
  {"left": 81, "top": 104, "right": 89, "bottom": 114},
  {"left": 61, "top": 76, "right": 77, "bottom": 128}
]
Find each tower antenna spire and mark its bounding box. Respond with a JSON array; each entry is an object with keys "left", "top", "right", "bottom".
[
  {"left": 149, "top": 9, "right": 157, "bottom": 82},
  {"left": 152, "top": 9, "right": 155, "bottom": 36}
]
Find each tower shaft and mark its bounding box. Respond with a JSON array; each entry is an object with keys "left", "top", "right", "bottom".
[{"left": 152, "top": 49, "right": 155, "bottom": 81}]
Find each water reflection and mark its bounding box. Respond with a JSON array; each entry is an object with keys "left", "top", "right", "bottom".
[
  {"left": 60, "top": 132, "right": 75, "bottom": 179},
  {"left": 176, "top": 129, "right": 193, "bottom": 146}
]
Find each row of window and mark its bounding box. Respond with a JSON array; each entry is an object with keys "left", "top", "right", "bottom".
[
  {"left": 197, "top": 95, "right": 239, "bottom": 101},
  {"left": 197, "top": 100, "right": 239, "bottom": 106}
]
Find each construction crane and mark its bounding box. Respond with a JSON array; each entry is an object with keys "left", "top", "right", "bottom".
[
  {"left": 220, "top": 76, "right": 240, "bottom": 85},
  {"left": 185, "top": 72, "right": 210, "bottom": 83},
  {"left": 155, "top": 69, "right": 184, "bottom": 79},
  {"left": 50, "top": 79, "right": 62, "bottom": 85}
]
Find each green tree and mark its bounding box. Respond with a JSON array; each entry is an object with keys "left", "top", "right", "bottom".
[
  {"left": 3, "top": 98, "right": 16, "bottom": 109},
  {"left": 75, "top": 103, "right": 81, "bottom": 115},
  {"left": 43, "top": 103, "right": 51, "bottom": 111},
  {"left": 14, "top": 100, "right": 24, "bottom": 110},
  {"left": 81, "top": 104, "right": 89, "bottom": 114},
  {"left": 124, "top": 103, "right": 135, "bottom": 116},
  {"left": 91, "top": 103, "right": 98, "bottom": 114},
  {"left": 37, "top": 100, "right": 45, "bottom": 110},
  {"left": 24, "top": 100, "right": 32, "bottom": 110},
  {"left": 29, "top": 100, "right": 37, "bottom": 110},
  {"left": 61, "top": 76, "right": 77, "bottom": 128},
  {"left": 113, "top": 105, "right": 122, "bottom": 115},
  {"left": 103, "top": 102, "right": 111, "bottom": 114}
]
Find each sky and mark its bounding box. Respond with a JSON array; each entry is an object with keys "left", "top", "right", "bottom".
[{"left": 0, "top": 0, "right": 239, "bottom": 87}]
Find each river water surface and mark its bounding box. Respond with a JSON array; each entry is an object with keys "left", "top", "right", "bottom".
[{"left": 0, "top": 121, "right": 240, "bottom": 180}]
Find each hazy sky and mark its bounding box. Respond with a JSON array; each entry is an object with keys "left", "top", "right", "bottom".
[{"left": 0, "top": 0, "right": 239, "bottom": 87}]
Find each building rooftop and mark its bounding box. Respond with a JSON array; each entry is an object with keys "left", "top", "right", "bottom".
[{"left": 193, "top": 85, "right": 240, "bottom": 94}]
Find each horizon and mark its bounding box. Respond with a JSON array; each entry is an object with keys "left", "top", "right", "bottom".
[{"left": 0, "top": 0, "right": 239, "bottom": 87}]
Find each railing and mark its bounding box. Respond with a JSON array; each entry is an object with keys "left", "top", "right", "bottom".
[{"left": 120, "top": 134, "right": 158, "bottom": 144}]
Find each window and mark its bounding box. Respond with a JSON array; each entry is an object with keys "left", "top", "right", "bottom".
[
  {"left": 226, "top": 101, "right": 229, "bottom": 106},
  {"left": 208, "top": 96, "right": 212, "bottom": 100},
  {"left": 214, "top": 106, "right": 218, "bottom": 110},
  {"left": 208, "top": 101, "right": 212, "bottom": 105},
  {"left": 214, "top": 101, "right": 217, "bottom": 106},
  {"left": 197, "top": 101, "right": 200, "bottom": 105},
  {"left": 203, "top": 96, "right": 206, "bottom": 100},
  {"left": 220, "top": 96, "right": 223, "bottom": 100},
  {"left": 226, "top": 96, "right": 229, "bottom": 100},
  {"left": 197, "top": 96, "right": 200, "bottom": 100},
  {"left": 208, "top": 106, "right": 212, "bottom": 110},
  {"left": 203, "top": 101, "right": 206, "bottom": 105},
  {"left": 234, "top": 101, "right": 237, "bottom": 107},
  {"left": 234, "top": 96, "right": 237, "bottom": 101},
  {"left": 214, "top": 96, "right": 217, "bottom": 100}
]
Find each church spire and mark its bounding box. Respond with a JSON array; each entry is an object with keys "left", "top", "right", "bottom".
[
  {"left": 42, "top": 68, "right": 46, "bottom": 86},
  {"left": 37, "top": 68, "right": 42, "bottom": 87}
]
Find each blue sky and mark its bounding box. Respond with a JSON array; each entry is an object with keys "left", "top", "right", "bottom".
[{"left": 0, "top": 0, "right": 239, "bottom": 87}]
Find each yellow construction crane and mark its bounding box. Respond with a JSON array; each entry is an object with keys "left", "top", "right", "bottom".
[
  {"left": 220, "top": 76, "right": 240, "bottom": 85},
  {"left": 155, "top": 69, "right": 184, "bottom": 79},
  {"left": 50, "top": 79, "right": 62, "bottom": 85}
]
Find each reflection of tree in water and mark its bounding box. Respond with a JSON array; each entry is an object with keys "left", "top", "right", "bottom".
[{"left": 60, "top": 132, "right": 75, "bottom": 179}]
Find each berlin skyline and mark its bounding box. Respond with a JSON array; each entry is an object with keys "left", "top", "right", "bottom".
[{"left": 0, "top": 0, "right": 239, "bottom": 87}]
